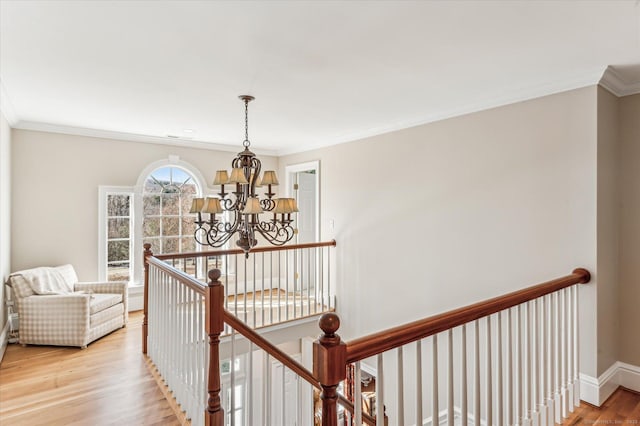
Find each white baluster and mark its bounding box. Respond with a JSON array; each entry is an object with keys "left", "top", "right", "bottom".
[
  {"left": 546, "top": 294, "right": 554, "bottom": 426},
  {"left": 486, "top": 316, "right": 493, "bottom": 426},
  {"left": 474, "top": 322, "right": 480, "bottom": 426},
  {"left": 523, "top": 302, "right": 530, "bottom": 426},
  {"left": 531, "top": 300, "right": 539, "bottom": 426},
  {"left": 506, "top": 309, "right": 513, "bottom": 426},
  {"left": 377, "top": 354, "right": 385, "bottom": 426},
  {"left": 265, "top": 353, "right": 272, "bottom": 426},
  {"left": 248, "top": 343, "right": 254, "bottom": 426},
  {"left": 497, "top": 313, "right": 503, "bottom": 426},
  {"left": 230, "top": 330, "right": 236, "bottom": 426},
  {"left": 417, "top": 340, "right": 424, "bottom": 426},
  {"left": 560, "top": 289, "right": 568, "bottom": 419},
  {"left": 262, "top": 252, "right": 265, "bottom": 327},
  {"left": 433, "top": 335, "right": 439, "bottom": 426},
  {"left": 539, "top": 297, "right": 547, "bottom": 426},
  {"left": 327, "top": 246, "right": 331, "bottom": 310},
  {"left": 515, "top": 305, "right": 521, "bottom": 426},
  {"left": 566, "top": 287, "right": 574, "bottom": 412},
  {"left": 398, "top": 346, "right": 405, "bottom": 426},
  {"left": 553, "top": 291, "right": 561, "bottom": 424},
  {"left": 448, "top": 330, "right": 454, "bottom": 426},
  {"left": 461, "top": 325, "right": 468, "bottom": 426},
  {"left": 573, "top": 286, "right": 580, "bottom": 407},
  {"left": 355, "top": 362, "right": 363, "bottom": 426}
]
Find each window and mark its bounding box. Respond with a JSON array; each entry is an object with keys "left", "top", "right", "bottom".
[
  {"left": 99, "top": 158, "right": 207, "bottom": 284},
  {"left": 142, "top": 166, "right": 200, "bottom": 255},
  {"left": 99, "top": 187, "right": 134, "bottom": 282}
]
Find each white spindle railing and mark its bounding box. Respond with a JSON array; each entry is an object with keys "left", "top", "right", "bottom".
[
  {"left": 147, "top": 261, "right": 208, "bottom": 426},
  {"left": 154, "top": 242, "right": 336, "bottom": 331},
  {"left": 338, "top": 269, "right": 589, "bottom": 426}
]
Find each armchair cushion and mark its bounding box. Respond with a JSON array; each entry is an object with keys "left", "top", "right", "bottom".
[{"left": 89, "top": 293, "right": 122, "bottom": 314}]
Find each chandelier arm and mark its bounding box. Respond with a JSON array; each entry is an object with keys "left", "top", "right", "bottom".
[{"left": 255, "top": 221, "right": 295, "bottom": 246}]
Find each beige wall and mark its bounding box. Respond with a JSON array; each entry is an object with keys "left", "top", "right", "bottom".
[
  {"left": 281, "top": 87, "right": 600, "bottom": 377},
  {"left": 596, "top": 86, "right": 621, "bottom": 374},
  {"left": 0, "top": 111, "right": 11, "bottom": 337},
  {"left": 619, "top": 93, "right": 640, "bottom": 366},
  {"left": 10, "top": 130, "right": 277, "bottom": 281}
]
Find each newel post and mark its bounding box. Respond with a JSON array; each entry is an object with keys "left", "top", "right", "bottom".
[
  {"left": 205, "top": 269, "right": 225, "bottom": 426},
  {"left": 314, "top": 313, "right": 347, "bottom": 426},
  {"left": 142, "top": 243, "right": 152, "bottom": 354}
]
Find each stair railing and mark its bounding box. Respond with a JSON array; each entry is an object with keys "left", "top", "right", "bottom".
[
  {"left": 142, "top": 240, "right": 341, "bottom": 425},
  {"left": 315, "top": 268, "right": 591, "bottom": 426}
]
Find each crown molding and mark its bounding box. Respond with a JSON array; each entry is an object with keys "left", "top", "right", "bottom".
[
  {"left": 0, "top": 79, "right": 18, "bottom": 126},
  {"left": 599, "top": 66, "right": 640, "bottom": 97},
  {"left": 277, "top": 67, "right": 607, "bottom": 156},
  {"left": 12, "top": 121, "right": 279, "bottom": 156}
]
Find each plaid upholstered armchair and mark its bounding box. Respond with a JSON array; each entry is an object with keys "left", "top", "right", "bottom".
[{"left": 7, "top": 264, "right": 128, "bottom": 348}]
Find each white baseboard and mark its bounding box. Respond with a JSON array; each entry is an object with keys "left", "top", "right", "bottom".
[
  {"left": 0, "top": 320, "right": 9, "bottom": 364},
  {"left": 580, "top": 361, "right": 640, "bottom": 406},
  {"left": 618, "top": 362, "right": 640, "bottom": 392}
]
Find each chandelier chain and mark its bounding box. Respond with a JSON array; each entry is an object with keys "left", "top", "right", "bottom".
[{"left": 243, "top": 98, "right": 250, "bottom": 148}]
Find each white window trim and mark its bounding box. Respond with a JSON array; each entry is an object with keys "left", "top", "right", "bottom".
[{"left": 98, "top": 185, "right": 135, "bottom": 283}]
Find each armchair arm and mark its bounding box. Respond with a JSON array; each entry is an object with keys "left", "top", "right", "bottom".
[
  {"left": 74, "top": 281, "right": 127, "bottom": 294},
  {"left": 74, "top": 281, "right": 128, "bottom": 324},
  {"left": 17, "top": 294, "right": 91, "bottom": 346}
]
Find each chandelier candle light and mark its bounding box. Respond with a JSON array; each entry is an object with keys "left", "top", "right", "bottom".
[{"left": 190, "top": 95, "right": 298, "bottom": 257}]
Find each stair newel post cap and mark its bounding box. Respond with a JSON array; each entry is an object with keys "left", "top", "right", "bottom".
[
  {"left": 314, "top": 313, "right": 347, "bottom": 385},
  {"left": 208, "top": 268, "right": 222, "bottom": 285}
]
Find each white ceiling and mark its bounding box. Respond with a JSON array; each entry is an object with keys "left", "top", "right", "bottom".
[{"left": 1, "top": 0, "right": 639, "bottom": 155}]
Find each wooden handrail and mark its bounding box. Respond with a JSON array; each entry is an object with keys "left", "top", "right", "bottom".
[
  {"left": 345, "top": 268, "right": 591, "bottom": 363},
  {"left": 223, "top": 309, "right": 376, "bottom": 426},
  {"left": 147, "top": 256, "right": 206, "bottom": 295},
  {"left": 223, "top": 309, "right": 319, "bottom": 386},
  {"left": 154, "top": 239, "right": 336, "bottom": 260}
]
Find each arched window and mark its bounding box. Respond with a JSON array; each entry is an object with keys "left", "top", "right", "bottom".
[
  {"left": 142, "top": 166, "right": 201, "bottom": 255},
  {"left": 99, "top": 157, "right": 207, "bottom": 287}
]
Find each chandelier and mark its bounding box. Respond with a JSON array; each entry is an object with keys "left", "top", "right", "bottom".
[{"left": 190, "top": 95, "right": 298, "bottom": 256}]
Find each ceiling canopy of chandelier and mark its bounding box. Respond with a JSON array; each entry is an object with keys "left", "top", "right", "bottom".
[{"left": 190, "top": 95, "right": 298, "bottom": 257}]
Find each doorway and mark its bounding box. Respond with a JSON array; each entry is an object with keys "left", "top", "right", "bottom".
[{"left": 285, "top": 161, "right": 320, "bottom": 244}]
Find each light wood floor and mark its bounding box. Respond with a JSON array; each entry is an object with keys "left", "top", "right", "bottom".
[
  {"left": 0, "top": 312, "right": 181, "bottom": 426},
  {"left": 226, "top": 288, "right": 331, "bottom": 329},
  {"left": 564, "top": 388, "right": 640, "bottom": 425}
]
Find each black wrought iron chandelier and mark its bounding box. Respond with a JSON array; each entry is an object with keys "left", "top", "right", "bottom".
[{"left": 190, "top": 95, "right": 298, "bottom": 256}]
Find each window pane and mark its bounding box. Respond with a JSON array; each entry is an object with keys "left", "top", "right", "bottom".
[
  {"left": 162, "top": 193, "right": 180, "bottom": 215},
  {"left": 172, "top": 167, "right": 190, "bottom": 184},
  {"left": 180, "top": 189, "right": 197, "bottom": 214},
  {"left": 143, "top": 217, "right": 160, "bottom": 237},
  {"left": 107, "top": 194, "right": 130, "bottom": 216},
  {"left": 144, "top": 178, "right": 163, "bottom": 193},
  {"left": 164, "top": 237, "right": 179, "bottom": 254},
  {"left": 108, "top": 240, "right": 130, "bottom": 262},
  {"left": 162, "top": 217, "right": 180, "bottom": 236},
  {"left": 108, "top": 218, "right": 130, "bottom": 238},
  {"left": 108, "top": 262, "right": 130, "bottom": 282},
  {"left": 143, "top": 238, "right": 161, "bottom": 255},
  {"left": 143, "top": 195, "right": 161, "bottom": 215},
  {"left": 181, "top": 237, "right": 196, "bottom": 252},
  {"left": 181, "top": 217, "right": 196, "bottom": 236}
]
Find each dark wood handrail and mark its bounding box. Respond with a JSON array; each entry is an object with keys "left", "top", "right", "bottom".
[
  {"left": 147, "top": 256, "right": 206, "bottom": 295},
  {"left": 154, "top": 239, "right": 336, "bottom": 260},
  {"left": 345, "top": 268, "right": 591, "bottom": 363},
  {"left": 223, "top": 309, "right": 319, "bottom": 386},
  {"left": 222, "top": 309, "right": 376, "bottom": 426}
]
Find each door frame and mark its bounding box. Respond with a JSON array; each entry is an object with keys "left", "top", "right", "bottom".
[{"left": 285, "top": 160, "right": 320, "bottom": 243}]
